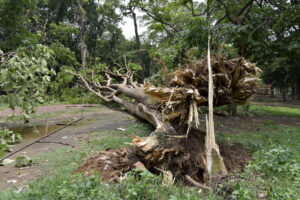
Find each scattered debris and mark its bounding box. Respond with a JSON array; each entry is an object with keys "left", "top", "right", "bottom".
[
  {"left": 185, "top": 175, "right": 211, "bottom": 190},
  {"left": 115, "top": 128, "right": 126, "bottom": 132},
  {"left": 162, "top": 170, "right": 175, "bottom": 186},
  {"left": 7, "top": 179, "right": 18, "bottom": 184},
  {"left": 133, "top": 161, "right": 147, "bottom": 172},
  {"left": 1, "top": 158, "right": 14, "bottom": 166}
]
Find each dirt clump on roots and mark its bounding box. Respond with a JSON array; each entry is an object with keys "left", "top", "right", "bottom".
[{"left": 74, "top": 129, "right": 251, "bottom": 184}]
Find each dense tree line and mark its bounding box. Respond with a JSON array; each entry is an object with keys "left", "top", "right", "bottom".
[{"left": 0, "top": 0, "right": 299, "bottom": 115}]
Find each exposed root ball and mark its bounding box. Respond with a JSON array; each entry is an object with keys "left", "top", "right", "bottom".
[{"left": 75, "top": 129, "right": 251, "bottom": 183}]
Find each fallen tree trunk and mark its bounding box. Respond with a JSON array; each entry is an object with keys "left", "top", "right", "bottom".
[{"left": 70, "top": 55, "right": 260, "bottom": 184}]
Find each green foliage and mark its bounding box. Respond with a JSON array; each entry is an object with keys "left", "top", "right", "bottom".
[
  {"left": 15, "top": 155, "right": 33, "bottom": 168},
  {"left": 0, "top": 0, "right": 40, "bottom": 51},
  {"left": 0, "top": 128, "right": 22, "bottom": 162},
  {"left": 250, "top": 146, "right": 293, "bottom": 175},
  {"left": 2, "top": 170, "right": 200, "bottom": 200},
  {"left": 231, "top": 182, "right": 255, "bottom": 200},
  {"left": 49, "top": 23, "right": 80, "bottom": 45},
  {"left": 0, "top": 44, "right": 56, "bottom": 119},
  {"left": 223, "top": 123, "right": 300, "bottom": 199}
]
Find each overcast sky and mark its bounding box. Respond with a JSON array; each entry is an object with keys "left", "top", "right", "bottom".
[
  {"left": 120, "top": 0, "right": 205, "bottom": 39},
  {"left": 120, "top": 11, "right": 146, "bottom": 40}
]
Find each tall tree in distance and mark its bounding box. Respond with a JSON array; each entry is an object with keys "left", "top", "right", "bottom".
[{"left": 77, "top": 0, "right": 87, "bottom": 70}]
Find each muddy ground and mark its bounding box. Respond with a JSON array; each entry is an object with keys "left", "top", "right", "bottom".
[
  {"left": 0, "top": 105, "right": 137, "bottom": 191},
  {"left": 0, "top": 102, "right": 300, "bottom": 191}
]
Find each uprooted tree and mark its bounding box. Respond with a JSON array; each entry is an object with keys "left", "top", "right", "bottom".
[{"left": 69, "top": 54, "right": 260, "bottom": 186}]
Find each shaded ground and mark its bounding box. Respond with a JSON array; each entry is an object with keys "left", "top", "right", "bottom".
[
  {"left": 254, "top": 95, "right": 300, "bottom": 108},
  {"left": 0, "top": 105, "right": 137, "bottom": 191},
  {"left": 214, "top": 114, "right": 300, "bottom": 135}
]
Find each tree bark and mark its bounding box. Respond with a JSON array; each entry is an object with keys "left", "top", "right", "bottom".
[
  {"left": 77, "top": 0, "right": 87, "bottom": 70},
  {"left": 282, "top": 86, "right": 287, "bottom": 101},
  {"left": 228, "top": 104, "right": 238, "bottom": 116},
  {"left": 291, "top": 85, "right": 296, "bottom": 100},
  {"left": 132, "top": 9, "right": 144, "bottom": 81}
]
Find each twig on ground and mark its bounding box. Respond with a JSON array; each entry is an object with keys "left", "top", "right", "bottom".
[{"left": 185, "top": 175, "right": 211, "bottom": 190}]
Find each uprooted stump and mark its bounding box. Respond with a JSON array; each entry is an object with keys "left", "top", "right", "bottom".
[
  {"left": 75, "top": 128, "right": 251, "bottom": 184},
  {"left": 71, "top": 55, "right": 259, "bottom": 186}
]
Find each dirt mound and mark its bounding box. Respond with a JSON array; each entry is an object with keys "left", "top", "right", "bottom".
[
  {"left": 75, "top": 129, "right": 251, "bottom": 183},
  {"left": 220, "top": 143, "right": 251, "bottom": 172},
  {"left": 75, "top": 148, "right": 139, "bottom": 182}
]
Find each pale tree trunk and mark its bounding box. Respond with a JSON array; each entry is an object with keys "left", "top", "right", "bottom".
[
  {"left": 205, "top": 34, "right": 227, "bottom": 182},
  {"left": 77, "top": 0, "right": 87, "bottom": 70}
]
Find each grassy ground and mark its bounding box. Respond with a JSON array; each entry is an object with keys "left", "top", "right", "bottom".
[
  {"left": 240, "top": 103, "right": 300, "bottom": 118},
  {"left": 0, "top": 104, "right": 8, "bottom": 111},
  {"left": 219, "top": 124, "right": 300, "bottom": 199},
  {"left": 0, "top": 123, "right": 218, "bottom": 200},
  {"left": 1, "top": 104, "right": 300, "bottom": 199}
]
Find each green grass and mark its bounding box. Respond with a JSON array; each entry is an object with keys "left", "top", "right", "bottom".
[
  {"left": 0, "top": 104, "right": 8, "bottom": 111},
  {"left": 1, "top": 115, "right": 300, "bottom": 199},
  {"left": 217, "top": 124, "right": 300, "bottom": 199},
  {"left": 0, "top": 122, "right": 221, "bottom": 200},
  {"left": 240, "top": 104, "right": 300, "bottom": 118}
]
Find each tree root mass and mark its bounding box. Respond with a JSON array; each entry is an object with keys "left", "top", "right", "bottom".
[{"left": 75, "top": 129, "right": 251, "bottom": 184}]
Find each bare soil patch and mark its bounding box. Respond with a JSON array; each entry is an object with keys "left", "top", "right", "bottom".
[
  {"left": 214, "top": 114, "right": 300, "bottom": 135},
  {"left": 254, "top": 95, "right": 300, "bottom": 108}
]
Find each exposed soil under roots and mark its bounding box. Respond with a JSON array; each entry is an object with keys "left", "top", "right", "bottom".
[{"left": 75, "top": 129, "right": 251, "bottom": 184}]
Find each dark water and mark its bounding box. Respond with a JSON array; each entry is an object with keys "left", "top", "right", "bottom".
[
  {"left": 11, "top": 124, "right": 63, "bottom": 141},
  {"left": 9, "top": 118, "right": 98, "bottom": 142}
]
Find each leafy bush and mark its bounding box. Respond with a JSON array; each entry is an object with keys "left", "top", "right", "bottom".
[
  {"left": 250, "top": 146, "right": 293, "bottom": 175},
  {"left": 4, "top": 170, "right": 200, "bottom": 200},
  {"left": 0, "top": 45, "right": 56, "bottom": 119},
  {"left": 15, "top": 155, "right": 33, "bottom": 168},
  {"left": 231, "top": 183, "right": 255, "bottom": 200},
  {"left": 0, "top": 128, "right": 22, "bottom": 160}
]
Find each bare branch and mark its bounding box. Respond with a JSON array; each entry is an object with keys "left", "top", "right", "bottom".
[
  {"left": 184, "top": 1, "right": 205, "bottom": 17},
  {"left": 237, "top": 0, "right": 255, "bottom": 17},
  {"left": 67, "top": 71, "right": 113, "bottom": 102},
  {"left": 216, "top": 0, "right": 236, "bottom": 24},
  {"left": 140, "top": 7, "right": 179, "bottom": 32},
  {"left": 185, "top": 175, "right": 211, "bottom": 190},
  {"left": 249, "top": 18, "right": 268, "bottom": 38},
  {"left": 215, "top": 14, "right": 226, "bottom": 26}
]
